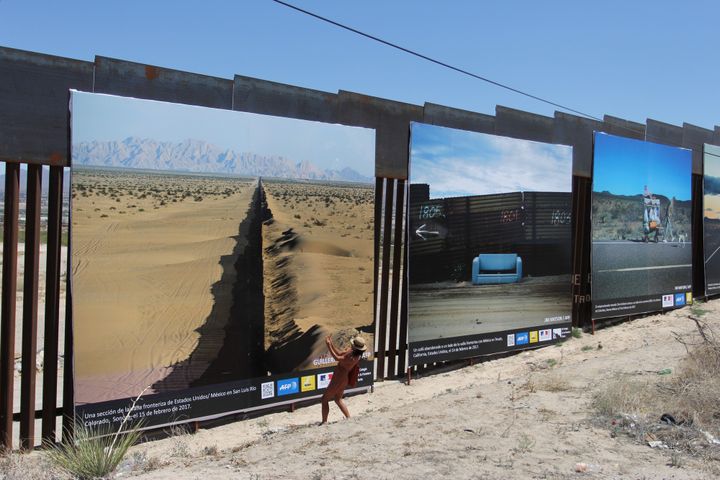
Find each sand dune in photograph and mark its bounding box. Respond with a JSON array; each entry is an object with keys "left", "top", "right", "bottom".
[
  {"left": 72, "top": 168, "right": 255, "bottom": 403},
  {"left": 261, "top": 180, "right": 375, "bottom": 372}
]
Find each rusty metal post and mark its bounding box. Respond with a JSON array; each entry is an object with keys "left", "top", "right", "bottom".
[
  {"left": 61, "top": 240, "right": 74, "bottom": 442},
  {"left": 376, "top": 179, "right": 394, "bottom": 379},
  {"left": 20, "top": 165, "right": 42, "bottom": 450},
  {"left": 387, "top": 180, "right": 406, "bottom": 378},
  {"left": 42, "top": 166, "right": 64, "bottom": 443},
  {"left": 1, "top": 163, "right": 20, "bottom": 449}
]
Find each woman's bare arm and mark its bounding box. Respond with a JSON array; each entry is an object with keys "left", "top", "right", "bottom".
[{"left": 325, "top": 335, "right": 344, "bottom": 361}]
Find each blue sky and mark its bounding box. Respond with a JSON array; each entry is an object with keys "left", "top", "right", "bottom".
[
  {"left": 71, "top": 91, "right": 375, "bottom": 176},
  {"left": 593, "top": 133, "right": 692, "bottom": 200},
  {"left": 410, "top": 123, "right": 572, "bottom": 198},
  {"left": 0, "top": 1, "right": 718, "bottom": 130}
]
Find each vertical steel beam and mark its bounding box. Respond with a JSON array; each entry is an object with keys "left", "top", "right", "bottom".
[
  {"left": 20, "top": 165, "right": 42, "bottom": 449},
  {"left": 376, "top": 180, "right": 394, "bottom": 379},
  {"left": 1, "top": 163, "right": 20, "bottom": 449},
  {"left": 42, "top": 166, "right": 63, "bottom": 443},
  {"left": 387, "top": 180, "right": 406, "bottom": 377}
]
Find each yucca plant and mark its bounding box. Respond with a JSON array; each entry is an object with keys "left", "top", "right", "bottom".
[
  {"left": 46, "top": 388, "right": 147, "bottom": 479},
  {"left": 46, "top": 422, "right": 142, "bottom": 479}
]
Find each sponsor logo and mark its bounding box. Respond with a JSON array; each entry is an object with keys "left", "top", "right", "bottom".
[
  {"left": 260, "top": 381, "right": 274, "bottom": 400},
  {"left": 277, "top": 378, "right": 299, "bottom": 396},
  {"left": 317, "top": 372, "right": 333, "bottom": 389},
  {"left": 507, "top": 334, "right": 515, "bottom": 347},
  {"left": 674, "top": 293, "right": 686, "bottom": 307},
  {"left": 539, "top": 329, "right": 551, "bottom": 342},
  {"left": 662, "top": 294, "right": 674, "bottom": 308},
  {"left": 515, "top": 332, "right": 529, "bottom": 345},
  {"left": 301, "top": 375, "right": 316, "bottom": 392},
  {"left": 686, "top": 292, "right": 693, "bottom": 305},
  {"left": 552, "top": 328, "right": 567, "bottom": 340},
  {"left": 529, "top": 331, "right": 539, "bottom": 344}
]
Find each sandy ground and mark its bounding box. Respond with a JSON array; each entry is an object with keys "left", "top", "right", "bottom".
[
  {"left": 409, "top": 275, "right": 571, "bottom": 343},
  {"left": 261, "top": 181, "right": 375, "bottom": 372},
  {"left": 79, "top": 300, "right": 720, "bottom": 480},
  {"left": 72, "top": 169, "right": 256, "bottom": 403},
  {"left": 2, "top": 242, "right": 68, "bottom": 447}
]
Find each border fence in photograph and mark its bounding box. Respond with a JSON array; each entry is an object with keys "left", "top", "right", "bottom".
[{"left": 1, "top": 45, "right": 720, "bottom": 450}]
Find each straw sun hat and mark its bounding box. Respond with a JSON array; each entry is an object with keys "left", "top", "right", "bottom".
[{"left": 350, "top": 336, "right": 367, "bottom": 352}]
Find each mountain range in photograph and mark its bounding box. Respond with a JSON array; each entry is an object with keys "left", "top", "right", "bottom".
[{"left": 73, "top": 137, "right": 373, "bottom": 183}]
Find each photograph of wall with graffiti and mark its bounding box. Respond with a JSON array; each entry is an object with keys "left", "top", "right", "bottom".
[
  {"left": 591, "top": 132, "right": 692, "bottom": 319},
  {"left": 70, "top": 91, "right": 376, "bottom": 430},
  {"left": 408, "top": 123, "right": 573, "bottom": 364}
]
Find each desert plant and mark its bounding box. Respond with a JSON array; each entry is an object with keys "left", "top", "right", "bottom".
[
  {"left": 46, "top": 422, "right": 142, "bottom": 479},
  {"left": 46, "top": 388, "right": 147, "bottom": 479}
]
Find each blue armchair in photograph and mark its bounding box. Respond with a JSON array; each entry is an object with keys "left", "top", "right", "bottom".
[{"left": 471, "top": 253, "right": 523, "bottom": 285}]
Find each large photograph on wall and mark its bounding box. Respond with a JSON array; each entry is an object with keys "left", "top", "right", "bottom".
[
  {"left": 591, "top": 132, "right": 692, "bottom": 319},
  {"left": 703, "top": 143, "right": 720, "bottom": 295},
  {"left": 70, "top": 91, "right": 375, "bottom": 430},
  {"left": 408, "top": 123, "right": 573, "bottom": 365}
]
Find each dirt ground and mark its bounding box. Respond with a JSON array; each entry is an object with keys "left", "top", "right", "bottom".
[
  {"left": 7, "top": 300, "right": 720, "bottom": 479},
  {"left": 96, "top": 300, "right": 719, "bottom": 479},
  {"left": 409, "top": 275, "right": 571, "bottom": 343}
]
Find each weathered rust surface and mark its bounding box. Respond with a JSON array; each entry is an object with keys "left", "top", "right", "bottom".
[
  {"left": 602, "top": 114, "right": 645, "bottom": 139},
  {"left": 20, "top": 165, "right": 42, "bottom": 450},
  {"left": 1, "top": 164, "right": 20, "bottom": 448},
  {"left": 495, "top": 105, "right": 554, "bottom": 143},
  {"left": 42, "top": 166, "right": 64, "bottom": 444},
  {"left": 423, "top": 102, "right": 495, "bottom": 134},
  {"left": 338, "top": 90, "right": 422, "bottom": 179},
  {"left": 0, "top": 47, "right": 93, "bottom": 166},
  {"left": 233, "top": 74, "right": 336, "bottom": 123},
  {"left": 645, "top": 118, "right": 684, "bottom": 147},
  {"left": 94, "top": 56, "right": 233, "bottom": 109}
]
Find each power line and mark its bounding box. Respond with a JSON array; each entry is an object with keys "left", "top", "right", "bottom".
[
  {"left": 271, "top": 0, "right": 602, "bottom": 122},
  {"left": 273, "top": 0, "right": 718, "bottom": 155}
]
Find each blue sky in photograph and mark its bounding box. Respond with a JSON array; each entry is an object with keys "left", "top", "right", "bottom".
[
  {"left": 593, "top": 133, "right": 692, "bottom": 200},
  {"left": 0, "top": 1, "right": 718, "bottom": 130},
  {"left": 410, "top": 123, "right": 572, "bottom": 199},
  {"left": 71, "top": 91, "right": 375, "bottom": 176},
  {"left": 704, "top": 144, "right": 720, "bottom": 178}
]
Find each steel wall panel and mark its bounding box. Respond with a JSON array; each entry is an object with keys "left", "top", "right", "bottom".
[
  {"left": 94, "top": 56, "right": 233, "bottom": 109},
  {"left": 553, "top": 112, "right": 603, "bottom": 178},
  {"left": 645, "top": 118, "right": 684, "bottom": 147},
  {"left": 0, "top": 47, "right": 93, "bottom": 166},
  {"left": 682, "top": 123, "right": 714, "bottom": 175},
  {"left": 602, "top": 115, "right": 645, "bottom": 140},
  {"left": 495, "top": 105, "right": 554, "bottom": 143},
  {"left": 422, "top": 103, "right": 495, "bottom": 134},
  {"left": 233, "top": 75, "right": 336, "bottom": 123},
  {"left": 337, "top": 91, "right": 422, "bottom": 179}
]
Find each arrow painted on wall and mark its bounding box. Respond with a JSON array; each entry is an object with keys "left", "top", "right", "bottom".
[{"left": 415, "top": 224, "right": 440, "bottom": 240}]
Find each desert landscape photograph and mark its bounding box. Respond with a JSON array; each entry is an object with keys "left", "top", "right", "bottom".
[
  {"left": 408, "top": 123, "right": 573, "bottom": 362},
  {"left": 591, "top": 133, "right": 692, "bottom": 317},
  {"left": 70, "top": 92, "right": 375, "bottom": 417}
]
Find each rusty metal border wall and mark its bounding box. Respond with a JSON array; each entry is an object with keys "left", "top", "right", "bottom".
[{"left": 1, "top": 45, "right": 720, "bottom": 450}]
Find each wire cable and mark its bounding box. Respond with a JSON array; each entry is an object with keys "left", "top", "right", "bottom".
[
  {"left": 272, "top": 0, "right": 717, "bottom": 157},
  {"left": 271, "top": 0, "right": 603, "bottom": 122}
]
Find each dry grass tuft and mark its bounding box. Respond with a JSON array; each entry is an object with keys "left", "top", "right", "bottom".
[
  {"left": 592, "top": 312, "right": 720, "bottom": 464},
  {"left": 0, "top": 451, "right": 59, "bottom": 480}
]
